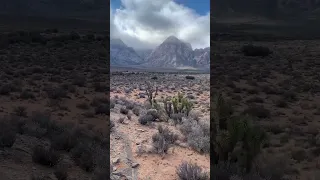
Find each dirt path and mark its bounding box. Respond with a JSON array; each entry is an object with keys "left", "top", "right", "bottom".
[{"left": 111, "top": 122, "right": 139, "bottom": 180}]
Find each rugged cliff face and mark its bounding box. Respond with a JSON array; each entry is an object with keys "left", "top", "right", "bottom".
[
  {"left": 193, "top": 47, "right": 210, "bottom": 68},
  {"left": 110, "top": 36, "right": 210, "bottom": 69},
  {"left": 110, "top": 39, "right": 144, "bottom": 66},
  {"left": 144, "top": 36, "right": 195, "bottom": 68}
]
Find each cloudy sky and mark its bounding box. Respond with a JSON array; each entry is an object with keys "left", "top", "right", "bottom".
[{"left": 110, "top": 0, "right": 210, "bottom": 50}]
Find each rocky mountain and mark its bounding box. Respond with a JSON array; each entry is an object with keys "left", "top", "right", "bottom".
[
  {"left": 193, "top": 47, "right": 210, "bottom": 67},
  {"left": 110, "top": 39, "right": 144, "bottom": 66},
  {"left": 110, "top": 36, "right": 210, "bottom": 69},
  {"left": 144, "top": 36, "right": 196, "bottom": 68},
  {"left": 136, "top": 49, "right": 153, "bottom": 60}
]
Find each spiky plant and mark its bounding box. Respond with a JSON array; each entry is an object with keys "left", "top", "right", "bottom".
[
  {"left": 163, "top": 97, "right": 173, "bottom": 117},
  {"left": 211, "top": 93, "right": 267, "bottom": 173},
  {"left": 164, "top": 92, "right": 193, "bottom": 117},
  {"left": 240, "top": 119, "right": 267, "bottom": 173},
  {"left": 145, "top": 81, "right": 158, "bottom": 106}
]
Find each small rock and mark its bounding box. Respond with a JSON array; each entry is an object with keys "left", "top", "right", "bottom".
[
  {"left": 137, "top": 129, "right": 145, "bottom": 132},
  {"left": 112, "top": 158, "right": 120, "bottom": 164},
  {"left": 113, "top": 166, "right": 118, "bottom": 171},
  {"left": 131, "top": 162, "right": 139, "bottom": 168}
]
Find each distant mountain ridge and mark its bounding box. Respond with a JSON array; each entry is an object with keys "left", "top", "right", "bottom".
[
  {"left": 110, "top": 39, "right": 144, "bottom": 66},
  {"left": 110, "top": 36, "right": 210, "bottom": 69}
]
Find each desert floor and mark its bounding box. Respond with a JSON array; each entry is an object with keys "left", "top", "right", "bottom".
[
  {"left": 0, "top": 29, "right": 109, "bottom": 180},
  {"left": 110, "top": 72, "right": 210, "bottom": 180},
  {"left": 212, "top": 39, "right": 320, "bottom": 180}
]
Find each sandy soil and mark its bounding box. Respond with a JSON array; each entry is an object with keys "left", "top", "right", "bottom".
[{"left": 110, "top": 73, "right": 210, "bottom": 180}]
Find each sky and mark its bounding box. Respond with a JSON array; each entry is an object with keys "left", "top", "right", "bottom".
[{"left": 110, "top": 0, "right": 210, "bottom": 50}]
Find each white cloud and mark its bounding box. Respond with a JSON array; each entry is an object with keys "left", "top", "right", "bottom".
[{"left": 110, "top": 0, "right": 210, "bottom": 50}]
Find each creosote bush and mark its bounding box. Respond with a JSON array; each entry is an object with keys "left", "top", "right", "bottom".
[
  {"left": 139, "top": 114, "right": 154, "bottom": 125},
  {"left": 176, "top": 161, "right": 209, "bottom": 180},
  {"left": 152, "top": 125, "right": 178, "bottom": 154},
  {"left": 32, "top": 145, "right": 60, "bottom": 167}
]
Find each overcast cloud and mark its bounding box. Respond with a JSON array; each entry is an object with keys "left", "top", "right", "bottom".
[{"left": 110, "top": 0, "right": 210, "bottom": 50}]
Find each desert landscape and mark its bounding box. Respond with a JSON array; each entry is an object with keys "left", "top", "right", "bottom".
[
  {"left": 211, "top": 23, "right": 320, "bottom": 180},
  {"left": 0, "top": 27, "right": 109, "bottom": 180},
  {"left": 110, "top": 72, "right": 210, "bottom": 180}
]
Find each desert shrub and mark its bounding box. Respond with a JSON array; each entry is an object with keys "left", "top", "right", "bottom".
[
  {"left": 152, "top": 125, "right": 178, "bottom": 154},
  {"left": 120, "top": 107, "right": 129, "bottom": 114},
  {"left": 138, "top": 114, "right": 154, "bottom": 125},
  {"left": 176, "top": 161, "right": 209, "bottom": 180},
  {"left": 185, "top": 76, "right": 195, "bottom": 80},
  {"left": 246, "top": 97, "right": 264, "bottom": 103},
  {"left": 51, "top": 130, "right": 78, "bottom": 152},
  {"left": 22, "top": 121, "right": 47, "bottom": 138},
  {"left": 32, "top": 145, "right": 60, "bottom": 167},
  {"left": 146, "top": 109, "right": 159, "bottom": 119},
  {"left": 44, "top": 86, "right": 67, "bottom": 99},
  {"left": 242, "top": 105, "right": 270, "bottom": 118},
  {"left": 30, "top": 174, "right": 50, "bottom": 180},
  {"left": 71, "top": 142, "right": 96, "bottom": 172},
  {"left": 91, "top": 97, "right": 109, "bottom": 107},
  {"left": 30, "top": 112, "right": 63, "bottom": 137},
  {"left": 186, "top": 122, "right": 210, "bottom": 153},
  {"left": 68, "top": 31, "right": 80, "bottom": 40},
  {"left": 95, "top": 105, "right": 109, "bottom": 115},
  {"left": 110, "top": 121, "right": 115, "bottom": 131},
  {"left": 126, "top": 102, "right": 135, "bottom": 110},
  {"left": 241, "top": 45, "right": 272, "bottom": 57},
  {"left": 171, "top": 113, "right": 185, "bottom": 125},
  {"left": 0, "top": 83, "right": 20, "bottom": 95},
  {"left": 282, "top": 91, "right": 297, "bottom": 102},
  {"left": 29, "top": 32, "right": 46, "bottom": 44},
  {"left": 110, "top": 100, "right": 115, "bottom": 109},
  {"left": 275, "top": 99, "right": 288, "bottom": 108},
  {"left": 132, "top": 107, "right": 140, "bottom": 116},
  {"left": 180, "top": 118, "right": 210, "bottom": 153},
  {"left": 20, "top": 90, "right": 35, "bottom": 99},
  {"left": 13, "top": 106, "right": 28, "bottom": 117},
  {"left": 72, "top": 76, "right": 87, "bottom": 87},
  {"left": 118, "top": 117, "right": 125, "bottom": 124},
  {"left": 54, "top": 165, "right": 68, "bottom": 180},
  {"left": 76, "top": 102, "right": 90, "bottom": 110},
  {"left": 83, "top": 111, "right": 95, "bottom": 118},
  {"left": 93, "top": 82, "right": 108, "bottom": 92},
  {"left": 0, "top": 121, "right": 17, "bottom": 148},
  {"left": 93, "top": 167, "right": 110, "bottom": 180},
  {"left": 9, "top": 116, "right": 26, "bottom": 134},
  {"left": 180, "top": 118, "right": 197, "bottom": 136}
]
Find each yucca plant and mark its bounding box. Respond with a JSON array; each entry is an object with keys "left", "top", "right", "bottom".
[
  {"left": 211, "top": 93, "right": 268, "bottom": 173},
  {"left": 164, "top": 92, "right": 193, "bottom": 117},
  {"left": 145, "top": 81, "right": 158, "bottom": 106}
]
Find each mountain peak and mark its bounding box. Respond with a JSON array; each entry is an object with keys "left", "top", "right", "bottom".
[{"left": 164, "top": 35, "right": 181, "bottom": 43}]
